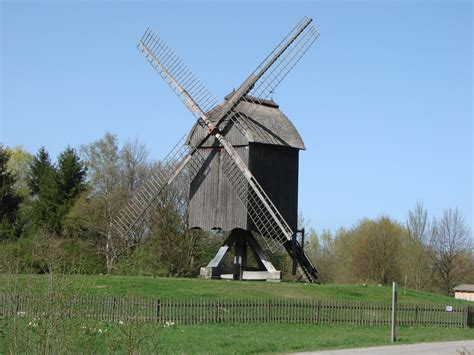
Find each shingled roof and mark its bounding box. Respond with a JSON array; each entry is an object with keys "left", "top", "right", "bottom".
[{"left": 187, "top": 94, "right": 305, "bottom": 150}]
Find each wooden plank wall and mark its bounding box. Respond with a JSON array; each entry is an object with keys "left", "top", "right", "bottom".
[
  {"left": 188, "top": 146, "right": 249, "bottom": 231},
  {"left": 249, "top": 144, "right": 299, "bottom": 232}
]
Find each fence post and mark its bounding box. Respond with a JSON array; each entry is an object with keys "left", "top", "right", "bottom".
[
  {"left": 317, "top": 300, "right": 321, "bottom": 324},
  {"left": 415, "top": 305, "right": 418, "bottom": 325},
  {"left": 112, "top": 297, "right": 117, "bottom": 322},
  {"left": 15, "top": 294, "right": 20, "bottom": 316},
  {"left": 268, "top": 299, "right": 272, "bottom": 323},
  {"left": 391, "top": 282, "right": 397, "bottom": 343},
  {"left": 464, "top": 306, "right": 468, "bottom": 328},
  {"left": 155, "top": 299, "right": 160, "bottom": 323}
]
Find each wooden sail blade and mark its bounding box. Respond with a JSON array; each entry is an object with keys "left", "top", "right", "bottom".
[
  {"left": 211, "top": 17, "right": 319, "bottom": 145},
  {"left": 137, "top": 28, "right": 217, "bottom": 124},
  {"left": 247, "top": 20, "right": 319, "bottom": 100},
  {"left": 212, "top": 17, "right": 318, "bottom": 129}
]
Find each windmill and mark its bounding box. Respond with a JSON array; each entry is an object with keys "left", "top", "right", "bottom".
[{"left": 112, "top": 16, "right": 320, "bottom": 282}]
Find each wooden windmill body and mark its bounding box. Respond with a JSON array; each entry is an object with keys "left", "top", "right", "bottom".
[
  {"left": 187, "top": 95, "right": 305, "bottom": 280},
  {"left": 112, "top": 17, "right": 320, "bottom": 283}
]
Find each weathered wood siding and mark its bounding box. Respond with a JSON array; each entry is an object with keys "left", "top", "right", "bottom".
[
  {"left": 188, "top": 146, "right": 249, "bottom": 230},
  {"left": 188, "top": 142, "right": 299, "bottom": 233},
  {"left": 249, "top": 144, "right": 299, "bottom": 232}
]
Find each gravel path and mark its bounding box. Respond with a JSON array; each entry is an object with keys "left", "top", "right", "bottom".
[{"left": 293, "top": 340, "right": 474, "bottom": 355}]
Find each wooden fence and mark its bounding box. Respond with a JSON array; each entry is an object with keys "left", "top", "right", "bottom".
[{"left": 0, "top": 294, "right": 470, "bottom": 328}]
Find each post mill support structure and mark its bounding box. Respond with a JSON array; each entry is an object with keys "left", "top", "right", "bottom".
[{"left": 200, "top": 229, "right": 282, "bottom": 281}]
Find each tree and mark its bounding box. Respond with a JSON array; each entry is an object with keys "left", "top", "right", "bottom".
[
  {"left": 306, "top": 228, "right": 335, "bottom": 283},
  {"left": 26, "top": 147, "right": 62, "bottom": 233},
  {"left": 57, "top": 146, "right": 87, "bottom": 211},
  {"left": 79, "top": 133, "right": 124, "bottom": 273},
  {"left": 32, "top": 166, "right": 61, "bottom": 233},
  {"left": 6, "top": 145, "right": 34, "bottom": 197},
  {"left": 332, "top": 217, "right": 404, "bottom": 284},
  {"left": 0, "top": 145, "right": 22, "bottom": 240},
  {"left": 121, "top": 139, "right": 149, "bottom": 194},
  {"left": 27, "top": 147, "right": 54, "bottom": 196},
  {"left": 404, "top": 202, "right": 431, "bottom": 290},
  {"left": 430, "top": 208, "right": 473, "bottom": 295}
]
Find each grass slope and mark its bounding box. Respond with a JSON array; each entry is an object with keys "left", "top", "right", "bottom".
[{"left": 2, "top": 274, "right": 469, "bottom": 306}]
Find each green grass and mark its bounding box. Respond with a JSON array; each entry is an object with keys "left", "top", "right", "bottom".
[
  {"left": 1, "top": 274, "right": 469, "bottom": 306},
  {"left": 157, "top": 323, "right": 474, "bottom": 354},
  {"left": 1, "top": 274, "right": 472, "bottom": 353},
  {"left": 2, "top": 320, "right": 473, "bottom": 354}
]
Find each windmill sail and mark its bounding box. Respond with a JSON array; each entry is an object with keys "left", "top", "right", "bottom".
[
  {"left": 217, "top": 18, "right": 319, "bottom": 144},
  {"left": 137, "top": 29, "right": 217, "bottom": 124}
]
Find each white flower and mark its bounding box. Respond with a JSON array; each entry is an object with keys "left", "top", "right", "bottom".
[
  {"left": 118, "top": 320, "right": 124, "bottom": 325},
  {"left": 17, "top": 311, "right": 26, "bottom": 317}
]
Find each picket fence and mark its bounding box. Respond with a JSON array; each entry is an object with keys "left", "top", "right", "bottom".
[{"left": 0, "top": 294, "right": 470, "bottom": 328}]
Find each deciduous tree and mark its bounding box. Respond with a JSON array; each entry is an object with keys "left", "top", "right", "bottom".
[
  {"left": 0, "top": 145, "right": 22, "bottom": 240},
  {"left": 404, "top": 202, "right": 431, "bottom": 290},
  {"left": 430, "top": 208, "right": 472, "bottom": 295}
]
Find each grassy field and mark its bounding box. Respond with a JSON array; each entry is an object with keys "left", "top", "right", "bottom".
[
  {"left": 1, "top": 274, "right": 473, "bottom": 353},
  {"left": 2, "top": 320, "right": 473, "bottom": 354},
  {"left": 1, "top": 274, "right": 470, "bottom": 306}
]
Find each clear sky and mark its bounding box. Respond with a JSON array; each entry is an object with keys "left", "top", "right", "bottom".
[{"left": 1, "top": 0, "right": 472, "bottom": 233}]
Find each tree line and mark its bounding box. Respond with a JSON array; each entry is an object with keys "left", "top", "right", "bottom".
[
  {"left": 1, "top": 134, "right": 472, "bottom": 295},
  {"left": 305, "top": 206, "right": 473, "bottom": 295}
]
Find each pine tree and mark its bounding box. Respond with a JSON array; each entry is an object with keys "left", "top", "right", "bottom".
[
  {"left": 28, "top": 147, "right": 54, "bottom": 196},
  {"left": 28, "top": 147, "right": 61, "bottom": 233},
  {"left": 57, "top": 146, "right": 87, "bottom": 204},
  {"left": 0, "top": 144, "right": 22, "bottom": 240}
]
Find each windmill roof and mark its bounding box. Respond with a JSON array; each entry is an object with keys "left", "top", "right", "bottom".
[{"left": 187, "top": 94, "right": 306, "bottom": 150}]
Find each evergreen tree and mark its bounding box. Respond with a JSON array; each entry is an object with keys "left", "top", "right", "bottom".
[
  {"left": 28, "top": 147, "right": 54, "bottom": 196},
  {"left": 33, "top": 167, "right": 62, "bottom": 233},
  {"left": 57, "top": 146, "right": 87, "bottom": 204},
  {"left": 28, "top": 147, "right": 61, "bottom": 233},
  {"left": 0, "top": 144, "right": 22, "bottom": 240}
]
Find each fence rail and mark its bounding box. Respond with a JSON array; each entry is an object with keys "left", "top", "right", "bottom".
[{"left": 0, "top": 294, "right": 469, "bottom": 328}]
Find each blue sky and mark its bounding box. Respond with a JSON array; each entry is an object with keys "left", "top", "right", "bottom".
[{"left": 1, "top": 0, "right": 472, "bottom": 232}]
